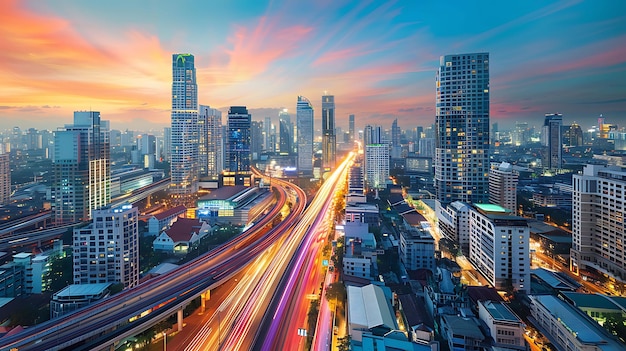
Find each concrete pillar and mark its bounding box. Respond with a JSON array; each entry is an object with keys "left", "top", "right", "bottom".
[
  {"left": 177, "top": 308, "right": 183, "bottom": 332},
  {"left": 200, "top": 289, "right": 210, "bottom": 314}
]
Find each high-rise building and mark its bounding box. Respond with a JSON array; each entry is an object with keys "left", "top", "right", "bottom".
[
  {"left": 162, "top": 127, "right": 171, "bottom": 161},
  {"left": 198, "top": 105, "right": 222, "bottom": 179},
  {"left": 321, "top": 94, "right": 336, "bottom": 170},
  {"left": 349, "top": 114, "right": 355, "bottom": 142},
  {"left": 297, "top": 96, "right": 314, "bottom": 175},
  {"left": 435, "top": 53, "right": 490, "bottom": 207},
  {"left": 73, "top": 205, "right": 139, "bottom": 289},
  {"left": 225, "top": 106, "right": 251, "bottom": 173},
  {"left": 564, "top": 123, "right": 583, "bottom": 147},
  {"left": 251, "top": 120, "right": 263, "bottom": 160},
  {"left": 0, "top": 152, "right": 9, "bottom": 205},
  {"left": 513, "top": 122, "right": 530, "bottom": 147},
  {"left": 170, "top": 53, "right": 199, "bottom": 206},
  {"left": 542, "top": 113, "right": 562, "bottom": 170},
  {"left": 391, "top": 118, "right": 402, "bottom": 159},
  {"left": 279, "top": 109, "right": 293, "bottom": 154},
  {"left": 363, "top": 125, "right": 388, "bottom": 190},
  {"left": 263, "top": 117, "right": 273, "bottom": 153},
  {"left": 53, "top": 111, "right": 110, "bottom": 224},
  {"left": 570, "top": 165, "right": 626, "bottom": 284},
  {"left": 469, "top": 204, "right": 530, "bottom": 293},
  {"left": 489, "top": 162, "right": 518, "bottom": 214}
]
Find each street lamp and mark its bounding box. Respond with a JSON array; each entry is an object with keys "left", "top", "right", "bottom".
[{"left": 163, "top": 331, "right": 166, "bottom": 351}]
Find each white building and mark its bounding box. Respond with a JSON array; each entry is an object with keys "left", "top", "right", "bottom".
[
  {"left": 347, "top": 284, "right": 398, "bottom": 343},
  {"left": 364, "top": 143, "right": 389, "bottom": 190},
  {"left": 296, "top": 96, "right": 314, "bottom": 175},
  {"left": 489, "top": 162, "right": 518, "bottom": 214},
  {"left": 529, "top": 294, "right": 624, "bottom": 351},
  {"left": 153, "top": 217, "right": 212, "bottom": 254},
  {"left": 73, "top": 205, "right": 139, "bottom": 289},
  {"left": 438, "top": 201, "right": 471, "bottom": 254},
  {"left": 570, "top": 164, "right": 626, "bottom": 284},
  {"left": 477, "top": 300, "right": 525, "bottom": 350},
  {"left": 399, "top": 220, "right": 435, "bottom": 272},
  {"left": 50, "top": 283, "right": 111, "bottom": 319},
  {"left": 469, "top": 204, "right": 530, "bottom": 293}
]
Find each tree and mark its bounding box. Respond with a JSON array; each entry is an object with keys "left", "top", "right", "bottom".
[
  {"left": 337, "top": 335, "right": 351, "bottom": 351},
  {"left": 325, "top": 282, "right": 346, "bottom": 307},
  {"left": 604, "top": 313, "right": 626, "bottom": 342}
]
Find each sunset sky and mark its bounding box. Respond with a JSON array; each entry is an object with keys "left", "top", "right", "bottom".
[{"left": 1, "top": 0, "right": 625, "bottom": 132}]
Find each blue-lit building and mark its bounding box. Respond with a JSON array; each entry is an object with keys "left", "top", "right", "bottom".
[
  {"left": 225, "top": 106, "right": 251, "bottom": 182},
  {"left": 170, "top": 53, "right": 199, "bottom": 206}
]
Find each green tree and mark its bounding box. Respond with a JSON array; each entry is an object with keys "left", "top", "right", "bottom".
[
  {"left": 337, "top": 335, "right": 351, "bottom": 351},
  {"left": 47, "top": 254, "right": 73, "bottom": 293},
  {"left": 604, "top": 313, "right": 626, "bottom": 342},
  {"left": 325, "top": 282, "right": 346, "bottom": 307}
]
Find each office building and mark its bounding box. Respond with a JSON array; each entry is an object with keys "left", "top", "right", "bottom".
[
  {"left": 418, "top": 137, "right": 434, "bottom": 158},
  {"left": 170, "top": 53, "right": 199, "bottom": 206},
  {"left": 477, "top": 300, "right": 525, "bottom": 350},
  {"left": 390, "top": 118, "right": 402, "bottom": 159},
  {"left": 488, "top": 162, "right": 518, "bottom": 214},
  {"left": 225, "top": 106, "right": 251, "bottom": 175},
  {"left": 53, "top": 111, "right": 110, "bottom": 224},
  {"left": 161, "top": 127, "right": 171, "bottom": 161},
  {"left": 296, "top": 96, "right": 314, "bottom": 175},
  {"left": 0, "top": 152, "right": 9, "bottom": 205},
  {"left": 198, "top": 105, "right": 222, "bottom": 179},
  {"left": 435, "top": 53, "right": 490, "bottom": 207},
  {"left": 321, "top": 94, "right": 336, "bottom": 170},
  {"left": 362, "top": 125, "right": 388, "bottom": 190},
  {"left": 278, "top": 109, "right": 292, "bottom": 155},
  {"left": 251, "top": 120, "right": 263, "bottom": 160},
  {"left": 570, "top": 165, "right": 626, "bottom": 285},
  {"left": 469, "top": 204, "right": 530, "bottom": 293},
  {"left": 564, "top": 122, "right": 583, "bottom": 147},
  {"left": 349, "top": 114, "right": 355, "bottom": 142},
  {"left": 73, "top": 205, "right": 139, "bottom": 289},
  {"left": 541, "top": 113, "right": 562, "bottom": 170},
  {"left": 264, "top": 116, "right": 274, "bottom": 153},
  {"left": 512, "top": 122, "right": 530, "bottom": 147}
]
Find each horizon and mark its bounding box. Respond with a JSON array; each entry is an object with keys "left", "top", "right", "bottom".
[{"left": 1, "top": 0, "right": 625, "bottom": 132}]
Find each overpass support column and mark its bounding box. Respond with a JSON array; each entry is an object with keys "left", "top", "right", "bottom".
[
  {"left": 200, "top": 289, "right": 210, "bottom": 314},
  {"left": 177, "top": 308, "right": 184, "bottom": 332}
]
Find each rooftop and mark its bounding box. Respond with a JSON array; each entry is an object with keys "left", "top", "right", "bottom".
[
  {"left": 152, "top": 205, "right": 186, "bottom": 221},
  {"left": 348, "top": 284, "right": 397, "bottom": 331},
  {"left": 475, "top": 203, "right": 510, "bottom": 213},
  {"left": 562, "top": 292, "right": 623, "bottom": 310},
  {"left": 55, "top": 283, "right": 112, "bottom": 298},
  {"left": 441, "top": 315, "right": 485, "bottom": 340},
  {"left": 198, "top": 185, "right": 249, "bottom": 201},
  {"left": 480, "top": 300, "right": 521, "bottom": 323}
]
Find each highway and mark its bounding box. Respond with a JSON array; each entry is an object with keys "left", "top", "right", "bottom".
[
  {"left": 233, "top": 154, "right": 352, "bottom": 351},
  {"left": 0, "top": 179, "right": 304, "bottom": 351}
]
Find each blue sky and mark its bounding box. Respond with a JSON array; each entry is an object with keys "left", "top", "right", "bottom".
[{"left": 1, "top": 0, "right": 624, "bottom": 132}]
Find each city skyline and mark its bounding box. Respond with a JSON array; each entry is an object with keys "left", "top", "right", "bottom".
[{"left": 1, "top": 0, "right": 625, "bottom": 131}]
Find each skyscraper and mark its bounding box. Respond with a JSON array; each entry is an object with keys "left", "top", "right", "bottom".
[
  {"left": 564, "top": 123, "right": 583, "bottom": 147},
  {"left": 542, "top": 113, "right": 562, "bottom": 170},
  {"left": 279, "top": 109, "right": 293, "bottom": 154},
  {"left": 435, "top": 52, "right": 490, "bottom": 206},
  {"left": 251, "top": 120, "right": 263, "bottom": 160},
  {"left": 349, "top": 114, "right": 355, "bottom": 143},
  {"left": 53, "top": 111, "right": 110, "bottom": 224},
  {"left": 170, "top": 53, "right": 199, "bottom": 206},
  {"left": 297, "top": 96, "right": 314, "bottom": 175},
  {"left": 73, "top": 205, "right": 139, "bottom": 289},
  {"left": 571, "top": 165, "right": 626, "bottom": 287},
  {"left": 198, "top": 105, "right": 222, "bottom": 179},
  {"left": 0, "top": 152, "right": 9, "bottom": 206},
  {"left": 363, "top": 125, "right": 388, "bottom": 190},
  {"left": 391, "top": 118, "right": 402, "bottom": 159},
  {"left": 225, "top": 106, "right": 251, "bottom": 173},
  {"left": 321, "top": 94, "right": 336, "bottom": 170}
]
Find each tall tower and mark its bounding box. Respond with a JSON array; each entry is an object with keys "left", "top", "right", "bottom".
[
  {"left": 53, "top": 111, "right": 110, "bottom": 224},
  {"left": 363, "top": 125, "right": 388, "bottom": 190},
  {"left": 251, "top": 120, "right": 263, "bottom": 160},
  {"left": 391, "top": 118, "right": 402, "bottom": 159},
  {"left": 349, "top": 114, "right": 355, "bottom": 143},
  {"left": 170, "top": 53, "right": 199, "bottom": 206},
  {"left": 435, "top": 52, "right": 490, "bottom": 206},
  {"left": 542, "top": 113, "right": 562, "bottom": 170},
  {"left": 279, "top": 109, "right": 293, "bottom": 154},
  {"left": 0, "top": 152, "right": 9, "bottom": 205},
  {"left": 198, "top": 105, "right": 222, "bottom": 179},
  {"left": 73, "top": 205, "right": 139, "bottom": 289},
  {"left": 225, "top": 106, "right": 251, "bottom": 173},
  {"left": 297, "top": 96, "right": 314, "bottom": 175},
  {"left": 321, "top": 94, "right": 336, "bottom": 170}
]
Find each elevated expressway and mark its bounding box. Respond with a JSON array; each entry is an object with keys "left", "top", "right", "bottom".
[{"left": 0, "top": 176, "right": 306, "bottom": 351}]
